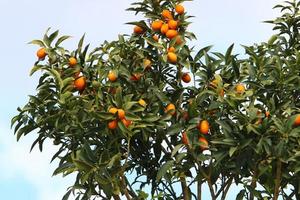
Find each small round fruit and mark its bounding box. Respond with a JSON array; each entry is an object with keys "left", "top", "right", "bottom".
[
  {"left": 108, "top": 120, "right": 118, "bottom": 130},
  {"left": 151, "top": 20, "right": 163, "bottom": 31},
  {"left": 182, "top": 132, "right": 189, "bottom": 145},
  {"left": 74, "top": 76, "right": 86, "bottom": 91},
  {"left": 166, "top": 30, "right": 178, "bottom": 39},
  {"left": 182, "top": 73, "right": 191, "bottom": 83},
  {"left": 199, "top": 137, "right": 209, "bottom": 150},
  {"left": 167, "top": 52, "right": 177, "bottom": 63},
  {"left": 175, "top": 4, "right": 185, "bottom": 15},
  {"left": 162, "top": 10, "right": 173, "bottom": 20},
  {"left": 108, "top": 107, "right": 118, "bottom": 115},
  {"left": 294, "top": 114, "right": 300, "bottom": 126},
  {"left": 122, "top": 118, "right": 132, "bottom": 128},
  {"left": 236, "top": 84, "right": 245, "bottom": 94},
  {"left": 108, "top": 71, "right": 117, "bottom": 82},
  {"left": 160, "top": 23, "right": 169, "bottom": 35},
  {"left": 138, "top": 99, "right": 147, "bottom": 107},
  {"left": 175, "top": 36, "right": 183, "bottom": 44},
  {"left": 69, "top": 57, "right": 77, "bottom": 67},
  {"left": 198, "top": 120, "right": 209, "bottom": 134},
  {"left": 165, "top": 103, "right": 176, "bottom": 115},
  {"left": 152, "top": 35, "right": 159, "bottom": 42},
  {"left": 168, "top": 20, "right": 178, "bottom": 30},
  {"left": 134, "top": 25, "right": 144, "bottom": 34},
  {"left": 37, "top": 48, "right": 47, "bottom": 59},
  {"left": 118, "top": 109, "right": 126, "bottom": 120},
  {"left": 143, "top": 59, "right": 151, "bottom": 69},
  {"left": 265, "top": 111, "right": 270, "bottom": 118},
  {"left": 168, "top": 46, "right": 175, "bottom": 53}
]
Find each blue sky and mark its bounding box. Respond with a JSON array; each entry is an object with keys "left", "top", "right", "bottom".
[{"left": 0, "top": 0, "right": 281, "bottom": 199}]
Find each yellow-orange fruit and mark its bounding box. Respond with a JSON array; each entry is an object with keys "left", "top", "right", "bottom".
[
  {"left": 210, "top": 79, "right": 218, "bottom": 88},
  {"left": 167, "top": 52, "right": 177, "bottom": 63},
  {"left": 134, "top": 25, "right": 144, "bottom": 34},
  {"left": 118, "top": 109, "right": 126, "bottom": 120},
  {"left": 198, "top": 120, "right": 209, "bottom": 134},
  {"left": 160, "top": 23, "right": 169, "bottom": 35},
  {"left": 108, "top": 107, "right": 118, "bottom": 115},
  {"left": 162, "top": 10, "right": 173, "bottom": 20},
  {"left": 168, "top": 46, "right": 176, "bottom": 53},
  {"left": 166, "top": 30, "right": 178, "bottom": 39},
  {"left": 175, "top": 35, "right": 183, "bottom": 44},
  {"left": 153, "top": 35, "right": 159, "bottom": 42},
  {"left": 151, "top": 20, "right": 163, "bottom": 31},
  {"left": 122, "top": 118, "right": 132, "bottom": 128},
  {"left": 108, "top": 71, "right": 117, "bottom": 82},
  {"left": 143, "top": 59, "right": 151, "bottom": 69},
  {"left": 182, "top": 132, "right": 189, "bottom": 145},
  {"left": 138, "top": 99, "right": 147, "bottom": 107},
  {"left": 236, "top": 84, "right": 245, "bottom": 94},
  {"left": 168, "top": 20, "right": 178, "bottom": 30},
  {"left": 69, "top": 57, "right": 77, "bottom": 67},
  {"left": 199, "top": 137, "right": 209, "bottom": 150},
  {"left": 265, "top": 111, "right": 270, "bottom": 118},
  {"left": 182, "top": 73, "right": 191, "bottom": 83},
  {"left": 74, "top": 76, "right": 86, "bottom": 91},
  {"left": 165, "top": 103, "right": 176, "bottom": 115},
  {"left": 175, "top": 4, "right": 185, "bottom": 15},
  {"left": 37, "top": 48, "right": 47, "bottom": 59},
  {"left": 108, "top": 120, "right": 118, "bottom": 130},
  {"left": 294, "top": 114, "right": 300, "bottom": 126}
]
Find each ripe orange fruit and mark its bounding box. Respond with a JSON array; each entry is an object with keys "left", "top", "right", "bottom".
[
  {"left": 265, "top": 111, "right": 270, "bottom": 118},
  {"left": 162, "top": 10, "right": 173, "bottom": 20},
  {"left": 151, "top": 20, "right": 163, "bottom": 31},
  {"left": 167, "top": 52, "right": 177, "bottom": 63},
  {"left": 168, "top": 20, "right": 178, "bottom": 30},
  {"left": 198, "top": 120, "right": 209, "bottom": 134},
  {"left": 143, "top": 59, "right": 151, "bottom": 69},
  {"left": 134, "top": 25, "right": 144, "bottom": 34},
  {"left": 160, "top": 23, "right": 169, "bottom": 35},
  {"left": 175, "top": 4, "right": 185, "bottom": 15},
  {"left": 153, "top": 35, "right": 159, "bottom": 42},
  {"left": 168, "top": 46, "right": 175, "bottom": 53},
  {"left": 175, "top": 35, "right": 183, "bottom": 44},
  {"left": 182, "top": 73, "right": 191, "bottom": 83},
  {"left": 165, "top": 103, "right": 176, "bottom": 115},
  {"left": 74, "top": 76, "right": 86, "bottom": 91},
  {"left": 37, "top": 48, "right": 47, "bottom": 59},
  {"left": 122, "top": 118, "right": 132, "bottom": 128},
  {"left": 166, "top": 30, "right": 178, "bottom": 39},
  {"left": 118, "top": 109, "right": 125, "bottom": 120},
  {"left": 182, "top": 132, "right": 189, "bottom": 145},
  {"left": 108, "top": 120, "right": 118, "bottom": 130},
  {"left": 294, "top": 114, "right": 300, "bottom": 126},
  {"left": 236, "top": 84, "right": 245, "bottom": 94},
  {"left": 138, "top": 99, "right": 147, "bottom": 107},
  {"left": 199, "top": 137, "right": 209, "bottom": 150},
  {"left": 108, "top": 107, "right": 118, "bottom": 115},
  {"left": 108, "top": 71, "right": 117, "bottom": 82},
  {"left": 69, "top": 57, "right": 77, "bottom": 67}
]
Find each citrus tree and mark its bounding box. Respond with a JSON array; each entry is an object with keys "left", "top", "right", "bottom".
[{"left": 12, "top": 0, "right": 300, "bottom": 199}]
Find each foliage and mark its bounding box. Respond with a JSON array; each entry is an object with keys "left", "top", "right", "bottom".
[{"left": 12, "top": 0, "right": 300, "bottom": 199}]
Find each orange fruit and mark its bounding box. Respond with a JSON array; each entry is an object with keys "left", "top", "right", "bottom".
[
  {"left": 168, "top": 20, "right": 178, "bottom": 30},
  {"left": 236, "top": 84, "right": 246, "bottom": 94},
  {"left": 198, "top": 120, "right": 209, "bottom": 134},
  {"left": 108, "top": 107, "right": 118, "bottom": 115},
  {"left": 182, "top": 132, "right": 189, "bottom": 145},
  {"left": 108, "top": 120, "right": 118, "bottom": 130},
  {"left": 37, "top": 48, "right": 47, "bottom": 59},
  {"left": 175, "top": 35, "right": 183, "bottom": 44},
  {"left": 165, "top": 103, "right": 176, "bottom": 115},
  {"left": 265, "top": 111, "right": 270, "bottom": 118},
  {"left": 182, "top": 73, "right": 191, "bottom": 83},
  {"left": 166, "top": 30, "right": 178, "bottom": 39},
  {"left": 167, "top": 52, "right": 177, "bottom": 63},
  {"left": 175, "top": 4, "right": 185, "bottom": 15},
  {"left": 134, "top": 25, "right": 144, "bottom": 34},
  {"left": 108, "top": 71, "right": 117, "bottom": 82},
  {"left": 294, "top": 114, "right": 300, "bottom": 126},
  {"left": 160, "top": 23, "right": 169, "bottom": 35},
  {"left": 151, "top": 20, "right": 163, "bottom": 31},
  {"left": 69, "top": 57, "right": 77, "bottom": 67},
  {"left": 130, "top": 73, "right": 142, "bottom": 81},
  {"left": 138, "top": 99, "right": 147, "bottom": 107},
  {"left": 122, "top": 118, "right": 132, "bottom": 128},
  {"left": 199, "top": 137, "right": 209, "bottom": 150},
  {"left": 210, "top": 79, "right": 218, "bottom": 88},
  {"left": 162, "top": 10, "right": 173, "bottom": 20},
  {"left": 118, "top": 109, "right": 125, "bottom": 120},
  {"left": 153, "top": 35, "right": 159, "bottom": 42},
  {"left": 74, "top": 76, "right": 86, "bottom": 91},
  {"left": 143, "top": 59, "right": 151, "bottom": 69},
  {"left": 168, "top": 46, "right": 175, "bottom": 53}
]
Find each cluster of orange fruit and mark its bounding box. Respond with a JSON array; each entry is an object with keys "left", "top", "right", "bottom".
[{"left": 108, "top": 107, "right": 131, "bottom": 129}]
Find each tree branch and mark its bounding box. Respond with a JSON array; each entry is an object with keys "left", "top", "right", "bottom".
[{"left": 273, "top": 160, "right": 282, "bottom": 200}]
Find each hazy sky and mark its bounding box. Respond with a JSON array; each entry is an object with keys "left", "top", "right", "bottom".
[{"left": 0, "top": 0, "right": 281, "bottom": 199}]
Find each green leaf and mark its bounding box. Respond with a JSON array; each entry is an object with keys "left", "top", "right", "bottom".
[
  {"left": 156, "top": 160, "right": 174, "bottom": 181},
  {"left": 55, "top": 35, "right": 72, "bottom": 47}
]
